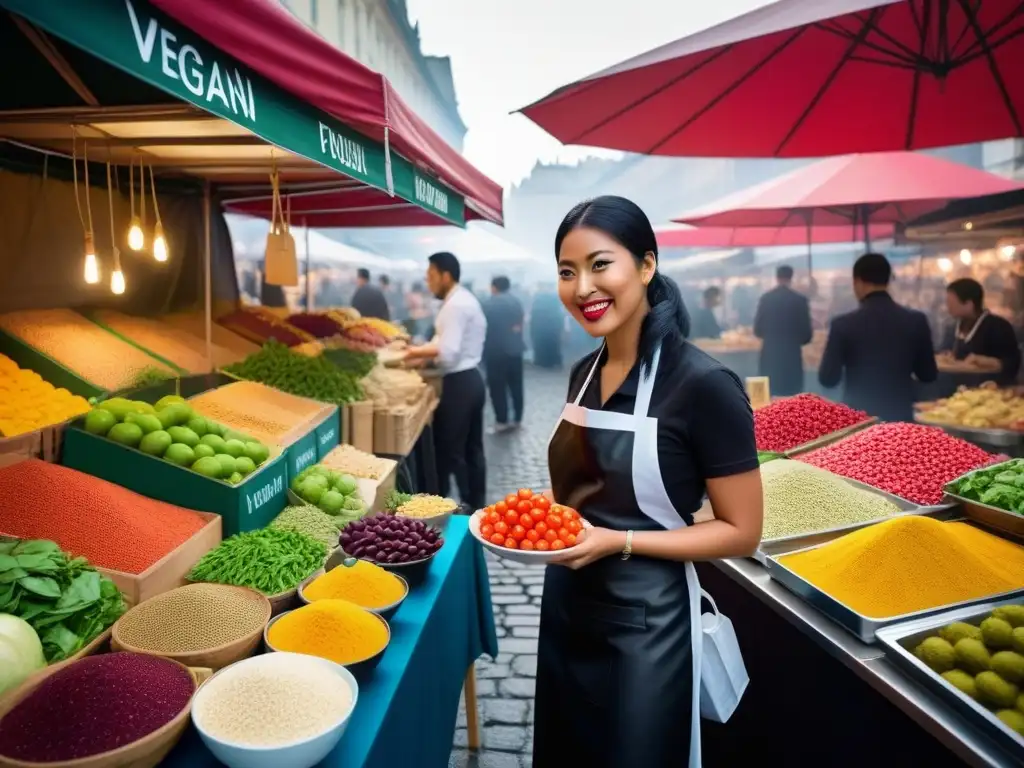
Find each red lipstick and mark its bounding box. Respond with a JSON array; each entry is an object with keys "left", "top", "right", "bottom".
[{"left": 579, "top": 299, "right": 612, "bottom": 322}]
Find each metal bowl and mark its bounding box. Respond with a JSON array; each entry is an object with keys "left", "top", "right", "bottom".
[
  {"left": 298, "top": 567, "right": 409, "bottom": 620},
  {"left": 327, "top": 545, "right": 439, "bottom": 586},
  {"left": 263, "top": 609, "right": 391, "bottom": 675}
]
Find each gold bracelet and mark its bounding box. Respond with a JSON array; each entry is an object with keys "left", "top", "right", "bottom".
[{"left": 621, "top": 530, "right": 634, "bottom": 561}]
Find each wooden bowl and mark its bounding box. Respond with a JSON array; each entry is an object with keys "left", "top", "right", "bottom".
[
  {"left": 111, "top": 584, "right": 271, "bottom": 670},
  {"left": 263, "top": 609, "right": 391, "bottom": 674},
  {"left": 0, "top": 658, "right": 211, "bottom": 768},
  {"left": 298, "top": 568, "right": 408, "bottom": 620}
]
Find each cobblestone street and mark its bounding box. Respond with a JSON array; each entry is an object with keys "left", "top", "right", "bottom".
[{"left": 449, "top": 363, "right": 567, "bottom": 768}]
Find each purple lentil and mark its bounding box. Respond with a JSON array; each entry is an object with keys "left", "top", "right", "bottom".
[{"left": 0, "top": 652, "right": 193, "bottom": 762}]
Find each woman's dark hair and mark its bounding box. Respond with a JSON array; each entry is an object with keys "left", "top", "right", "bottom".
[
  {"left": 554, "top": 195, "right": 689, "bottom": 372},
  {"left": 947, "top": 278, "right": 984, "bottom": 310}
]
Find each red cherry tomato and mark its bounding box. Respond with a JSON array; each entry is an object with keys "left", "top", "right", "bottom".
[
  {"left": 558, "top": 528, "right": 570, "bottom": 541},
  {"left": 530, "top": 507, "right": 546, "bottom": 523},
  {"left": 516, "top": 499, "right": 533, "bottom": 515},
  {"left": 494, "top": 521, "right": 509, "bottom": 536},
  {"left": 535, "top": 539, "right": 550, "bottom": 552},
  {"left": 544, "top": 529, "right": 558, "bottom": 543},
  {"left": 551, "top": 539, "right": 566, "bottom": 551},
  {"left": 512, "top": 525, "right": 527, "bottom": 541},
  {"left": 504, "top": 537, "right": 519, "bottom": 550},
  {"left": 480, "top": 524, "right": 494, "bottom": 538},
  {"left": 504, "top": 510, "right": 521, "bottom": 527},
  {"left": 519, "top": 513, "right": 535, "bottom": 529},
  {"left": 505, "top": 494, "right": 520, "bottom": 508},
  {"left": 546, "top": 515, "right": 563, "bottom": 530},
  {"left": 518, "top": 488, "right": 533, "bottom": 499},
  {"left": 489, "top": 533, "right": 505, "bottom": 545},
  {"left": 534, "top": 521, "right": 548, "bottom": 537},
  {"left": 526, "top": 529, "right": 540, "bottom": 543},
  {"left": 494, "top": 501, "right": 508, "bottom": 515},
  {"left": 532, "top": 496, "right": 551, "bottom": 511},
  {"left": 564, "top": 533, "right": 577, "bottom": 547},
  {"left": 486, "top": 511, "right": 501, "bottom": 526},
  {"left": 520, "top": 539, "right": 535, "bottom": 551},
  {"left": 567, "top": 520, "right": 582, "bottom": 535}
]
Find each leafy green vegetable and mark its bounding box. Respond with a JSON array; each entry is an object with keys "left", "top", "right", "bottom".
[
  {"left": 322, "top": 347, "right": 377, "bottom": 379},
  {"left": 0, "top": 539, "right": 126, "bottom": 663},
  {"left": 188, "top": 527, "right": 326, "bottom": 595},
  {"left": 948, "top": 459, "right": 1024, "bottom": 515},
  {"left": 384, "top": 489, "right": 414, "bottom": 511},
  {"left": 224, "top": 340, "right": 364, "bottom": 405}
]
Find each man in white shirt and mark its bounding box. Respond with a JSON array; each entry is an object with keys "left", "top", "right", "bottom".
[{"left": 405, "top": 252, "right": 488, "bottom": 509}]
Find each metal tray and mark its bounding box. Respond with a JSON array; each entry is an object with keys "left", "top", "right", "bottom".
[
  {"left": 877, "top": 597, "right": 1024, "bottom": 759},
  {"left": 913, "top": 417, "right": 1024, "bottom": 449},
  {"left": 753, "top": 477, "right": 950, "bottom": 565},
  {"left": 765, "top": 522, "right": 1024, "bottom": 643},
  {"left": 944, "top": 462, "right": 1024, "bottom": 539},
  {"left": 783, "top": 417, "right": 878, "bottom": 457}
]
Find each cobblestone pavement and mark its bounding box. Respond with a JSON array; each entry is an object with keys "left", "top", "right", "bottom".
[{"left": 449, "top": 363, "right": 567, "bottom": 768}]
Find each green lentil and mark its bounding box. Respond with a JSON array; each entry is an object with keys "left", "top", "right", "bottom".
[
  {"left": 760, "top": 459, "right": 901, "bottom": 540},
  {"left": 187, "top": 527, "right": 326, "bottom": 595},
  {"left": 270, "top": 505, "right": 340, "bottom": 549}
]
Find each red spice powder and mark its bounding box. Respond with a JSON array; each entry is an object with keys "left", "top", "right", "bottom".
[
  {"left": 0, "top": 460, "right": 208, "bottom": 573},
  {"left": 0, "top": 652, "right": 193, "bottom": 762}
]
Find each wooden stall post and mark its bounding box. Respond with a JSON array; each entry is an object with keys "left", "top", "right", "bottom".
[{"left": 464, "top": 665, "right": 480, "bottom": 750}]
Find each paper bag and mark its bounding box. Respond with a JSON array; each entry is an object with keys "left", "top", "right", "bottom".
[{"left": 699, "top": 589, "right": 749, "bottom": 723}]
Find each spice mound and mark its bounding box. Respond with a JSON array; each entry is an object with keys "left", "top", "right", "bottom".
[
  {"left": 798, "top": 422, "right": 994, "bottom": 504},
  {"left": 0, "top": 459, "right": 208, "bottom": 574},
  {"left": 396, "top": 494, "right": 459, "bottom": 519},
  {"left": 194, "top": 653, "right": 353, "bottom": 748},
  {"left": 760, "top": 460, "right": 900, "bottom": 540},
  {"left": 270, "top": 504, "right": 342, "bottom": 549},
  {"left": 268, "top": 600, "right": 389, "bottom": 665},
  {"left": 114, "top": 583, "right": 270, "bottom": 654},
  {"left": 754, "top": 394, "right": 868, "bottom": 452},
  {"left": 779, "top": 517, "right": 1024, "bottom": 618},
  {"left": 188, "top": 527, "right": 327, "bottom": 595},
  {"left": 0, "top": 652, "right": 193, "bottom": 762},
  {"left": 303, "top": 559, "right": 406, "bottom": 610}
]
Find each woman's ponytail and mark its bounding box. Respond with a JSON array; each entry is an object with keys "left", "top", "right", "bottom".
[{"left": 639, "top": 272, "right": 690, "bottom": 373}]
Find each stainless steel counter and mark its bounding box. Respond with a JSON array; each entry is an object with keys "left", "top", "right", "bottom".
[{"left": 712, "top": 558, "right": 1022, "bottom": 768}]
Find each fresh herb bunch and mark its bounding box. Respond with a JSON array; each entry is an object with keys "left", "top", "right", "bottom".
[
  {"left": 187, "top": 527, "right": 327, "bottom": 595},
  {"left": 0, "top": 539, "right": 126, "bottom": 662},
  {"left": 224, "top": 340, "right": 364, "bottom": 405},
  {"left": 948, "top": 459, "right": 1024, "bottom": 515},
  {"left": 322, "top": 347, "right": 376, "bottom": 378},
  {"left": 384, "top": 490, "right": 414, "bottom": 511}
]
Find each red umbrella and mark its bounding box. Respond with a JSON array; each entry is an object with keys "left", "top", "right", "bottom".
[
  {"left": 673, "top": 152, "right": 1023, "bottom": 247},
  {"left": 520, "top": 0, "right": 1024, "bottom": 157},
  {"left": 655, "top": 222, "right": 894, "bottom": 249}
]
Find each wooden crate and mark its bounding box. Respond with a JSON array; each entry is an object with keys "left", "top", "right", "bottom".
[
  {"left": 0, "top": 420, "right": 71, "bottom": 465},
  {"left": 373, "top": 388, "right": 438, "bottom": 456},
  {"left": 96, "top": 511, "right": 222, "bottom": 605},
  {"left": 347, "top": 400, "right": 375, "bottom": 454}
]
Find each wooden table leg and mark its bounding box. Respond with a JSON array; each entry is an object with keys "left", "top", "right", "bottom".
[{"left": 464, "top": 665, "right": 480, "bottom": 750}]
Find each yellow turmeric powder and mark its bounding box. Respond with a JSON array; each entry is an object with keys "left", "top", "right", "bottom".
[
  {"left": 779, "top": 516, "right": 1024, "bottom": 619},
  {"left": 303, "top": 560, "right": 405, "bottom": 610},
  {"left": 267, "top": 600, "right": 389, "bottom": 665}
]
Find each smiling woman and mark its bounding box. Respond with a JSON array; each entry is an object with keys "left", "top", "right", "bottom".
[{"left": 535, "top": 195, "right": 764, "bottom": 768}]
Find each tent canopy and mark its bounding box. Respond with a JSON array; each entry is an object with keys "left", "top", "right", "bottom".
[{"left": 0, "top": 0, "right": 502, "bottom": 228}]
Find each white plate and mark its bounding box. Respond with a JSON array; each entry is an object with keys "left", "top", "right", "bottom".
[{"left": 468, "top": 509, "right": 590, "bottom": 565}]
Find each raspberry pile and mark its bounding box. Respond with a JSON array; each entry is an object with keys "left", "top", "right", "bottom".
[
  {"left": 754, "top": 394, "right": 869, "bottom": 453},
  {"left": 797, "top": 423, "right": 994, "bottom": 504}
]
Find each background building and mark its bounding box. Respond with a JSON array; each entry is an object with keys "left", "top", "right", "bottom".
[{"left": 280, "top": 0, "right": 467, "bottom": 151}]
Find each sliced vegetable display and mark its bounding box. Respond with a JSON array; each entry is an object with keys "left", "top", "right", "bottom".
[
  {"left": 224, "top": 340, "right": 364, "bottom": 405},
  {"left": 0, "top": 539, "right": 126, "bottom": 663},
  {"left": 187, "top": 527, "right": 326, "bottom": 596},
  {"left": 81, "top": 395, "right": 271, "bottom": 486},
  {"left": 948, "top": 459, "right": 1024, "bottom": 516}
]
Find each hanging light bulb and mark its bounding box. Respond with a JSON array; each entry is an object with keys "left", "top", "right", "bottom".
[
  {"left": 126, "top": 157, "right": 145, "bottom": 251},
  {"left": 960, "top": 248, "right": 973, "bottom": 265},
  {"left": 937, "top": 257, "right": 953, "bottom": 273},
  {"left": 83, "top": 232, "right": 100, "bottom": 284},
  {"left": 152, "top": 221, "right": 168, "bottom": 262},
  {"left": 148, "top": 165, "right": 168, "bottom": 263},
  {"left": 1001, "top": 244, "right": 1017, "bottom": 260},
  {"left": 111, "top": 264, "right": 126, "bottom": 295}
]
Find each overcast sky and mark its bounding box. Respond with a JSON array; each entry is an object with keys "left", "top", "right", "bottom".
[{"left": 406, "top": 0, "right": 771, "bottom": 188}]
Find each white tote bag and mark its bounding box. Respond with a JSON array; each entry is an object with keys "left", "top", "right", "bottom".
[{"left": 699, "top": 589, "right": 749, "bottom": 723}]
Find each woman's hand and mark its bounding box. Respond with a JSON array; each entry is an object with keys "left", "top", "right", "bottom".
[{"left": 549, "top": 526, "right": 625, "bottom": 570}]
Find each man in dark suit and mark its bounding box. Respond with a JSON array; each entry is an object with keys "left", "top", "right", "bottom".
[
  {"left": 753, "top": 265, "right": 813, "bottom": 396},
  {"left": 351, "top": 268, "right": 390, "bottom": 320},
  {"left": 819, "top": 253, "right": 938, "bottom": 422},
  {"left": 691, "top": 286, "right": 723, "bottom": 339},
  {"left": 483, "top": 276, "right": 526, "bottom": 432}
]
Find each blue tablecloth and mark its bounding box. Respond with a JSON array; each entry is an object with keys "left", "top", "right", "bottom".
[{"left": 163, "top": 516, "right": 498, "bottom": 768}]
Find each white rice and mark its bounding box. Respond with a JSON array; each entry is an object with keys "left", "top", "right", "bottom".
[{"left": 193, "top": 654, "right": 353, "bottom": 747}]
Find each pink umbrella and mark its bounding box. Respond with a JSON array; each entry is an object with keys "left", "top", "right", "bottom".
[
  {"left": 673, "top": 152, "right": 1024, "bottom": 248},
  {"left": 520, "top": 0, "right": 1024, "bottom": 157},
  {"left": 655, "top": 223, "right": 894, "bottom": 249}
]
